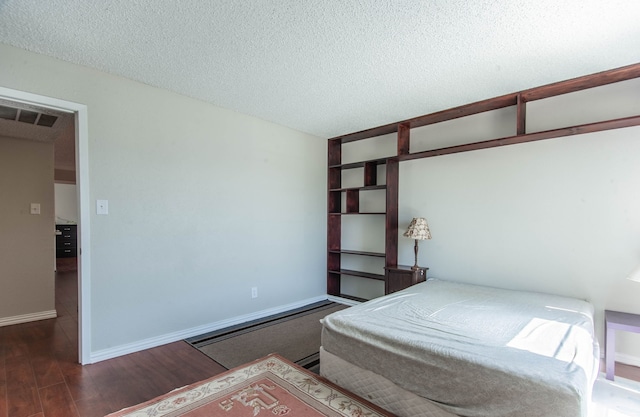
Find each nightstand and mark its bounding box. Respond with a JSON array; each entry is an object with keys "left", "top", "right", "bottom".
[
  {"left": 605, "top": 309, "right": 640, "bottom": 380},
  {"left": 384, "top": 265, "right": 428, "bottom": 294}
]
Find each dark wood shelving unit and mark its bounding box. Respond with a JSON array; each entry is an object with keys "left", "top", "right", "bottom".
[
  {"left": 327, "top": 62, "right": 640, "bottom": 303},
  {"left": 327, "top": 137, "right": 399, "bottom": 301}
]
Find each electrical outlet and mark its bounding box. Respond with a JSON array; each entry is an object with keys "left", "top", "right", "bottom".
[
  {"left": 97, "top": 199, "right": 109, "bottom": 215},
  {"left": 251, "top": 287, "right": 258, "bottom": 298}
]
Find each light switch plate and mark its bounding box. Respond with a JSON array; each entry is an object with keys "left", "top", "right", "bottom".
[
  {"left": 97, "top": 199, "right": 109, "bottom": 215},
  {"left": 30, "top": 203, "right": 41, "bottom": 215}
]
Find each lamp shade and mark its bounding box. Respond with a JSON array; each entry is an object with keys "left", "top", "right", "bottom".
[
  {"left": 627, "top": 264, "right": 640, "bottom": 283},
  {"left": 403, "top": 217, "right": 432, "bottom": 240}
]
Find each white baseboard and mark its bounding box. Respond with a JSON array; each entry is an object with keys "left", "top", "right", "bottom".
[
  {"left": 0, "top": 310, "right": 57, "bottom": 327},
  {"left": 89, "top": 295, "right": 330, "bottom": 364},
  {"left": 616, "top": 352, "right": 640, "bottom": 368},
  {"left": 327, "top": 295, "right": 361, "bottom": 306}
]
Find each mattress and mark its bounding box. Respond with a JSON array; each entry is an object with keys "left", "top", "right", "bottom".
[{"left": 321, "top": 279, "right": 600, "bottom": 417}]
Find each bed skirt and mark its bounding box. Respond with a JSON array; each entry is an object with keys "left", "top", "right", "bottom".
[{"left": 320, "top": 346, "right": 458, "bottom": 417}]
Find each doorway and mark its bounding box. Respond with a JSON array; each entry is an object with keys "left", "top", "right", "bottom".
[{"left": 0, "top": 86, "right": 91, "bottom": 364}]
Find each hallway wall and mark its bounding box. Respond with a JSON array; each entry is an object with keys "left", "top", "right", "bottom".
[{"left": 0, "top": 135, "right": 56, "bottom": 323}]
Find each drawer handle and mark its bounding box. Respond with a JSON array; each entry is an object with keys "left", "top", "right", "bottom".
[
  {"left": 64, "top": 250, "right": 71, "bottom": 253},
  {"left": 64, "top": 242, "right": 71, "bottom": 246}
]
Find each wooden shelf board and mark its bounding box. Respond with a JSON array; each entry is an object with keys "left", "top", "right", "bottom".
[
  {"left": 400, "top": 115, "right": 640, "bottom": 162},
  {"left": 328, "top": 212, "right": 386, "bottom": 216},
  {"left": 329, "top": 185, "right": 386, "bottom": 192},
  {"left": 329, "top": 158, "right": 387, "bottom": 170},
  {"left": 328, "top": 269, "right": 385, "bottom": 281},
  {"left": 328, "top": 250, "right": 386, "bottom": 258}
]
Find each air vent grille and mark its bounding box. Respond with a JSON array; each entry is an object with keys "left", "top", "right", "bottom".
[
  {"left": 18, "top": 109, "right": 38, "bottom": 124},
  {"left": 0, "top": 104, "right": 59, "bottom": 127},
  {"left": 0, "top": 105, "right": 18, "bottom": 120},
  {"left": 38, "top": 114, "right": 58, "bottom": 127}
]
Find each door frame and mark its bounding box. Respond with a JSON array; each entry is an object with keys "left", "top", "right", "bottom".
[{"left": 0, "top": 86, "right": 91, "bottom": 364}]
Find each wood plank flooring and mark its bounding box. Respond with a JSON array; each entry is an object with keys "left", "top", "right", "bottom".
[
  {"left": 1, "top": 260, "right": 639, "bottom": 416},
  {"left": 0, "top": 263, "right": 226, "bottom": 417}
]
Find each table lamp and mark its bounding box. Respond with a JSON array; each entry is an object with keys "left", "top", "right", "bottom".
[{"left": 403, "top": 217, "right": 431, "bottom": 270}]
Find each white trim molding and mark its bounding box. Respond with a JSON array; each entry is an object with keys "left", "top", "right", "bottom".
[
  {"left": 0, "top": 86, "right": 91, "bottom": 364},
  {"left": 327, "top": 295, "right": 361, "bottom": 306},
  {"left": 90, "top": 295, "right": 330, "bottom": 363},
  {"left": 616, "top": 352, "right": 640, "bottom": 368},
  {"left": 0, "top": 310, "right": 57, "bottom": 327}
]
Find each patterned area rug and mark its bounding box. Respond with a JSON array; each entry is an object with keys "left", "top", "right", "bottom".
[{"left": 105, "top": 354, "right": 393, "bottom": 417}]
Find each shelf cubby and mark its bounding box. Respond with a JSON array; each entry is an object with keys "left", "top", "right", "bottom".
[{"left": 328, "top": 269, "right": 385, "bottom": 281}]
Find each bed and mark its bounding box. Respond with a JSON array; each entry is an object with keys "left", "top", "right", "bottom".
[{"left": 320, "top": 279, "right": 600, "bottom": 417}]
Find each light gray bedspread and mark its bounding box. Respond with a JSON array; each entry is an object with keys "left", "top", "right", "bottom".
[{"left": 321, "top": 279, "right": 600, "bottom": 417}]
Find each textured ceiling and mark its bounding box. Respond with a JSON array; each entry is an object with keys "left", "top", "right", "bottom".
[{"left": 0, "top": 1, "right": 639, "bottom": 138}]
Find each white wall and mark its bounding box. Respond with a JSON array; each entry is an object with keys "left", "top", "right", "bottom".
[
  {"left": 400, "top": 78, "right": 640, "bottom": 364},
  {"left": 54, "top": 183, "right": 78, "bottom": 223},
  {"left": 340, "top": 78, "right": 640, "bottom": 364},
  {"left": 0, "top": 44, "right": 327, "bottom": 357}
]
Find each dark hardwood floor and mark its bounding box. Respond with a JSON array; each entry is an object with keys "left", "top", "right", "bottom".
[
  {"left": 1, "top": 259, "right": 639, "bottom": 416},
  {"left": 0, "top": 260, "right": 226, "bottom": 417}
]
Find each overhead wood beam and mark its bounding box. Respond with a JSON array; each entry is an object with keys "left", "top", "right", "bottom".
[
  {"left": 334, "top": 94, "right": 517, "bottom": 144},
  {"left": 407, "top": 94, "right": 518, "bottom": 130},
  {"left": 400, "top": 115, "right": 640, "bottom": 161},
  {"left": 329, "top": 62, "right": 640, "bottom": 144},
  {"left": 520, "top": 63, "right": 640, "bottom": 102}
]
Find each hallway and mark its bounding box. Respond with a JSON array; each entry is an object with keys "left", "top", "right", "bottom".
[{"left": 0, "top": 262, "right": 225, "bottom": 417}]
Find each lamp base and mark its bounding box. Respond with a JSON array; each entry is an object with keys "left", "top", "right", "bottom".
[{"left": 412, "top": 240, "right": 420, "bottom": 271}]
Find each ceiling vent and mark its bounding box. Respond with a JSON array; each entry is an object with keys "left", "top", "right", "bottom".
[{"left": 0, "top": 104, "right": 59, "bottom": 127}]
